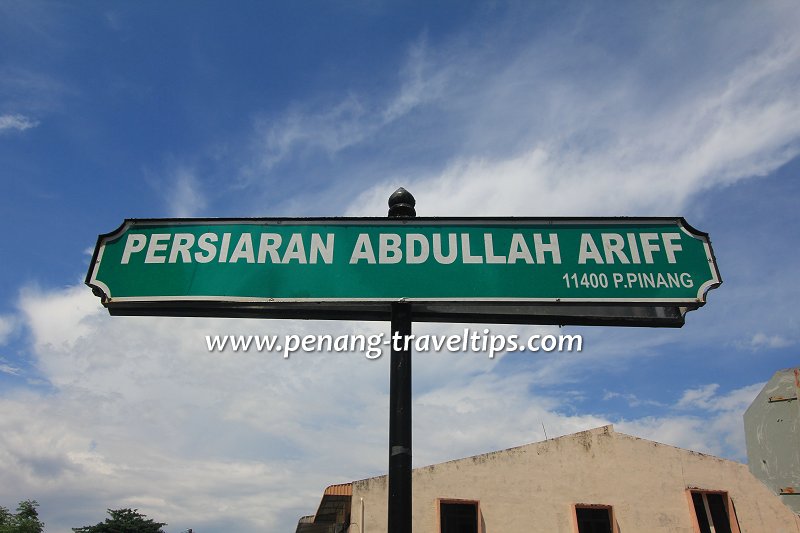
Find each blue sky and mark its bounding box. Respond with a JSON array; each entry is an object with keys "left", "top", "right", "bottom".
[{"left": 1, "top": 1, "right": 799, "bottom": 532}]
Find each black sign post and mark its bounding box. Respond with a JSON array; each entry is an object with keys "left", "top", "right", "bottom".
[{"left": 387, "top": 188, "right": 415, "bottom": 533}]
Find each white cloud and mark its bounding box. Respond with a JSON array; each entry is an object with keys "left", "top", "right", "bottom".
[
  {"left": 251, "top": 95, "right": 371, "bottom": 171},
  {"left": 3, "top": 283, "right": 767, "bottom": 530},
  {"left": 0, "top": 315, "right": 15, "bottom": 344},
  {"left": 617, "top": 382, "right": 764, "bottom": 458},
  {"left": 6, "top": 284, "right": 390, "bottom": 530},
  {"left": 0, "top": 113, "right": 38, "bottom": 132},
  {"left": 744, "top": 332, "right": 794, "bottom": 350},
  {"left": 238, "top": 35, "right": 449, "bottom": 190},
  {"left": 0, "top": 361, "right": 21, "bottom": 376},
  {"left": 381, "top": 35, "right": 448, "bottom": 123},
  {"left": 345, "top": 30, "right": 800, "bottom": 218},
  {"left": 676, "top": 384, "right": 721, "bottom": 411},
  {"left": 165, "top": 167, "right": 207, "bottom": 218},
  {"left": 157, "top": 4, "right": 800, "bottom": 223},
  {"left": 18, "top": 284, "right": 103, "bottom": 352},
  {"left": 602, "top": 391, "right": 665, "bottom": 409},
  {"left": 413, "top": 369, "right": 610, "bottom": 466}
]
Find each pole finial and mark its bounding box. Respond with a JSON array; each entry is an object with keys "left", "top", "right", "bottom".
[{"left": 388, "top": 187, "right": 416, "bottom": 218}]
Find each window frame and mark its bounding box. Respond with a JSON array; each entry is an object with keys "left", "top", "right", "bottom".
[
  {"left": 436, "top": 498, "right": 482, "bottom": 533},
  {"left": 686, "top": 489, "right": 741, "bottom": 533},
  {"left": 572, "top": 503, "right": 618, "bottom": 533}
]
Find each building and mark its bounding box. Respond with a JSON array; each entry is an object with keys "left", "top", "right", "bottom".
[
  {"left": 297, "top": 425, "right": 800, "bottom": 533},
  {"left": 296, "top": 484, "right": 353, "bottom": 533},
  {"left": 744, "top": 367, "right": 800, "bottom": 514}
]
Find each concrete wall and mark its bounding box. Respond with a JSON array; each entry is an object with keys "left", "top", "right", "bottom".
[
  {"left": 350, "top": 426, "right": 800, "bottom": 533},
  {"left": 744, "top": 367, "right": 800, "bottom": 514}
]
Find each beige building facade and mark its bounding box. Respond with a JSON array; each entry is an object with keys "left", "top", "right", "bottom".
[{"left": 298, "top": 425, "right": 800, "bottom": 533}]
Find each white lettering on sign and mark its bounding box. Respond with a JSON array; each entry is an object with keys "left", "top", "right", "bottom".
[
  {"left": 578, "top": 233, "right": 684, "bottom": 265},
  {"left": 122, "top": 232, "right": 335, "bottom": 265},
  {"left": 145, "top": 234, "right": 170, "bottom": 264},
  {"left": 347, "top": 233, "right": 562, "bottom": 265},
  {"left": 121, "top": 234, "right": 147, "bottom": 264},
  {"left": 563, "top": 271, "right": 695, "bottom": 289},
  {"left": 406, "top": 233, "right": 429, "bottom": 264},
  {"left": 534, "top": 233, "right": 561, "bottom": 264},
  {"left": 117, "top": 231, "right": 684, "bottom": 267}
]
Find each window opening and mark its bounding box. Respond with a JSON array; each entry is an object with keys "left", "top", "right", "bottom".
[{"left": 439, "top": 501, "right": 478, "bottom": 533}]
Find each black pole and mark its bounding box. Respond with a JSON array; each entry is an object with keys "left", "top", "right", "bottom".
[{"left": 387, "top": 187, "right": 415, "bottom": 533}]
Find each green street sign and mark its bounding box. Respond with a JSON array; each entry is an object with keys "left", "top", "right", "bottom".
[{"left": 86, "top": 217, "right": 721, "bottom": 326}]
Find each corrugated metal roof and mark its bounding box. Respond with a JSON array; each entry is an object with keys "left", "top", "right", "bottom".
[{"left": 323, "top": 483, "right": 352, "bottom": 496}]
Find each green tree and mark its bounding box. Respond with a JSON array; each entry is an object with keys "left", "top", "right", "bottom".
[
  {"left": 0, "top": 506, "right": 11, "bottom": 533},
  {"left": 72, "top": 508, "right": 166, "bottom": 533},
  {"left": 0, "top": 500, "right": 45, "bottom": 533}
]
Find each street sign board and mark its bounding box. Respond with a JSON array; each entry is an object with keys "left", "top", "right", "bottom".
[{"left": 86, "top": 217, "right": 721, "bottom": 326}]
